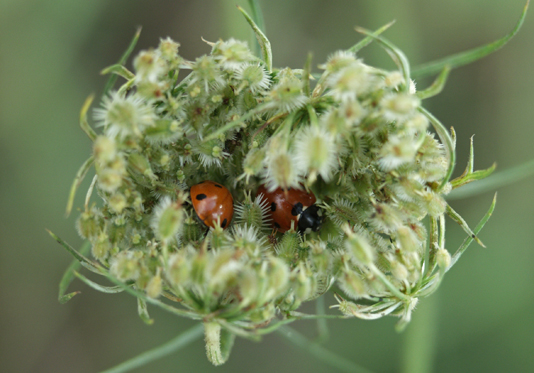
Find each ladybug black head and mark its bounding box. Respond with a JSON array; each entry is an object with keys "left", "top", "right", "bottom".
[{"left": 297, "top": 205, "right": 323, "bottom": 234}]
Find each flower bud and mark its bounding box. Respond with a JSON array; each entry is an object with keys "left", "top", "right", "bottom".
[
  {"left": 343, "top": 226, "right": 375, "bottom": 266},
  {"left": 108, "top": 193, "right": 128, "bottom": 213},
  {"left": 239, "top": 268, "right": 259, "bottom": 306},
  {"left": 134, "top": 49, "right": 165, "bottom": 82},
  {"left": 242, "top": 148, "right": 266, "bottom": 182},
  {"left": 76, "top": 208, "right": 103, "bottom": 240},
  {"left": 389, "top": 259, "right": 408, "bottom": 281},
  {"left": 338, "top": 270, "right": 367, "bottom": 299},
  {"left": 294, "top": 126, "right": 337, "bottom": 182},
  {"left": 128, "top": 153, "right": 156, "bottom": 180},
  {"left": 93, "top": 135, "right": 117, "bottom": 164},
  {"left": 145, "top": 271, "right": 163, "bottom": 299},
  {"left": 268, "top": 73, "right": 306, "bottom": 112},
  {"left": 436, "top": 248, "right": 451, "bottom": 270},
  {"left": 158, "top": 37, "right": 181, "bottom": 66},
  {"left": 396, "top": 225, "right": 421, "bottom": 252},
  {"left": 380, "top": 93, "right": 420, "bottom": 122},
  {"left": 211, "top": 38, "right": 253, "bottom": 70},
  {"left": 167, "top": 251, "right": 191, "bottom": 286},
  {"left": 97, "top": 169, "right": 123, "bottom": 193},
  {"left": 151, "top": 197, "right": 183, "bottom": 244},
  {"left": 110, "top": 251, "right": 141, "bottom": 281},
  {"left": 92, "top": 232, "right": 111, "bottom": 260},
  {"left": 235, "top": 63, "right": 270, "bottom": 93}
]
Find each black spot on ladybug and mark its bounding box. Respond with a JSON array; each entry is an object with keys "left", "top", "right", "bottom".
[
  {"left": 214, "top": 184, "right": 223, "bottom": 188},
  {"left": 274, "top": 222, "right": 281, "bottom": 229},
  {"left": 291, "top": 202, "right": 303, "bottom": 216},
  {"left": 196, "top": 194, "right": 207, "bottom": 201},
  {"left": 222, "top": 218, "right": 227, "bottom": 228},
  {"left": 271, "top": 202, "right": 277, "bottom": 212}
]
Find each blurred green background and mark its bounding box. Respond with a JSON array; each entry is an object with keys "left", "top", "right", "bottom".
[{"left": 1, "top": 1, "right": 533, "bottom": 372}]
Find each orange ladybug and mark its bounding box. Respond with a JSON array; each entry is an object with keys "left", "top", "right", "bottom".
[
  {"left": 190, "top": 181, "right": 234, "bottom": 229},
  {"left": 256, "top": 185, "right": 323, "bottom": 234}
]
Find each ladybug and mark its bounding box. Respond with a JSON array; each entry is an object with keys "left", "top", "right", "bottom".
[
  {"left": 190, "top": 180, "right": 233, "bottom": 229},
  {"left": 256, "top": 185, "right": 323, "bottom": 234}
]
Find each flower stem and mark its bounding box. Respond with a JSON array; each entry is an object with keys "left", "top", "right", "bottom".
[
  {"left": 277, "top": 325, "right": 374, "bottom": 373},
  {"left": 315, "top": 296, "right": 329, "bottom": 343},
  {"left": 100, "top": 323, "right": 204, "bottom": 373},
  {"left": 401, "top": 293, "right": 439, "bottom": 373}
]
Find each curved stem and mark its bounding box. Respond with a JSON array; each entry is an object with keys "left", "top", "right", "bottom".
[
  {"left": 277, "top": 326, "right": 374, "bottom": 373},
  {"left": 100, "top": 323, "right": 204, "bottom": 373},
  {"left": 419, "top": 107, "right": 456, "bottom": 191}
]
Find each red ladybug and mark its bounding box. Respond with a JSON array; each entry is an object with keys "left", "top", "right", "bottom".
[
  {"left": 256, "top": 185, "right": 323, "bottom": 234},
  {"left": 190, "top": 181, "right": 233, "bottom": 229}
]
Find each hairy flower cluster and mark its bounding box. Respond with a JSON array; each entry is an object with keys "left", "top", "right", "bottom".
[{"left": 65, "top": 16, "right": 496, "bottom": 365}]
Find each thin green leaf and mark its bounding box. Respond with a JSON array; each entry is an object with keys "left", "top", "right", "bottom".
[
  {"left": 416, "top": 65, "right": 451, "bottom": 100},
  {"left": 138, "top": 298, "right": 155, "bottom": 325},
  {"left": 412, "top": 1, "right": 529, "bottom": 79},
  {"left": 79, "top": 95, "right": 97, "bottom": 141},
  {"left": 85, "top": 175, "right": 97, "bottom": 211},
  {"left": 48, "top": 230, "right": 101, "bottom": 271},
  {"left": 73, "top": 271, "right": 125, "bottom": 294},
  {"left": 237, "top": 6, "right": 272, "bottom": 72},
  {"left": 277, "top": 325, "right": 374, "bottom": 373},
  {"left": 449, "top": 193, "right": 497, "bottom": 269},
  {"left": 247, "top": 0, "right": 266, "bottom": 33},
  {"left": 451, "top": 163, "right": 497, "bottom": 189},
  {"left": 355, "top": 26, "right": 411, "bottom": 91},
  {"left": 446, "top": 204, "right": 485, "bottom": 247},
  {"left": 448, "top": 158, "right": 534, "bottom": 200},
  {"left": 217, "top": 319, "right": 261, "bottom": 341},
  {"left": 58, "top": 241, "right": 90, "bottom": 304},
  {"left": 65, "top": 156, "right": 94, "bottom": 217},
  {"left": 425, "top": 216, "right": 438, "bottom": 278},
  {"left": 100, "top": 323, "right": 204, "bottom": 373},
  {"left": 102, "top": 26, "right": 142, "bottom": 97},
  {"left": 100, "top": 64, "right": 135, "bottom": 80},
  {"left": 348, "top": 20, "right": 396, "bottom": 53},
  {"left": 247, "top": 0, "right": 266, "bottom": 57},
  {"left": 419, "top": 107, "right": 456, "bottom": 191},
  {"left": 369, "top": 264, "right": 410, "bottom": 301},
  {"left": 101, "top": 270, "right": 199, "bottom": 320},
  {"left": 287, "top": 312, "right": 347, "bottom": 321},
  {"left": 116, "top": 78, "right": 136, "bottom": 97},
  {"left": 450, "top": 126, "right": 457, "bottom": 149}
]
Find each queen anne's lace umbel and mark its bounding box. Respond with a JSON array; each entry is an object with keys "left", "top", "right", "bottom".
[{"left": 62, "top": 12, "right": 501, "bottom": 364}]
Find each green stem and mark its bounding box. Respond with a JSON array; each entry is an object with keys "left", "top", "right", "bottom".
[
  {"left": 370, "top": 264, "right": 410, "bottom": 302},
  {"left": 277, "top": 326, "right": 374, "bottom": 373},
  {"left": 315, "top": 296, "right": 329, "bottom": 343},
  {"left": 100, "top": 323, "right": 204, "bottom": 373},
  {"left": 401, "top": 293, "right": 439, "bottom": 373}
]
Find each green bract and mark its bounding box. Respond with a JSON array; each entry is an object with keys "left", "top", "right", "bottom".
[{"left": 54, "top": 3, "right": 530, "bottom": 367}]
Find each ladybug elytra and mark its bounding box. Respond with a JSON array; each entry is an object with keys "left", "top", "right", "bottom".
[
  {"left": 256, "top": 185, "right": 323, "bottom": 234},
  {"left": 190, "top": 180, "right": 233, "bottom": 229}
]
